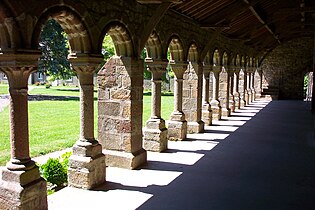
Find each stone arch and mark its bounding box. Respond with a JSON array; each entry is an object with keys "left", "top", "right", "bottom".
[
  {"left": 145, "top": 31, "right": 163, "bottom": 59},
  {"left": 32, "top": 6, "right": 92, "bottom": 54},
  {"left": 100, "top": 22, "right": 134, "bottom": 57},
  {"left": 167, "top": 35, "right": 184, "bottom": 62},
  {"left": 0, "top": 2, "right": 21, "bottom": 51}
]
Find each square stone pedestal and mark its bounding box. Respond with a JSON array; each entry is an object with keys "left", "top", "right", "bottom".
[
  {"left": 202, "top": 103, "right": 212, "bottom": 125},
  {"left": 143, "top": 118, "right": 168, "bottom": 152},
  {"left": 0, "top": 166, "right": 48, "bottom": 210},
  {"left": 187, "top": 121, "right": 204, "bottom": 134},
  {"left": 221, "top": 108, "right": 231, "bottom": 117},
  {"left": 167, "top": 120, "right": 187, "bottom": 141},
  {"left": 211, "top": 106, "right": 222, "bottom": 121},
  {"left": 68, "top": 142, "right": 106, "bottom": 189},
  {"left": 104, "top": 149, "right": 147, "bottom": 169}
]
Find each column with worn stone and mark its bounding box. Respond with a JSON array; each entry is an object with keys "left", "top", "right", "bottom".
[
  {"left": 183, "top": 62, "right": 204, "bottom": 133},
  {"left": 229, "top": 68, "right": 235, "bottom": 112},
  {"left": 234, "top": 68, "right": 241, "bottom": 109},
  {"left": 254, "top": 68, "right": 262, "bottom": 98},
  {"left": 250, "top": 70, "right": 256, "bottom": 101},
  {"left": 210, "top": 66, "right": 222, "bottom": 120},
  {"left": 68, "top": 55, "right": 106, "bottom": 189},
  {"left": 246, "top": 69, "right": 252, "bottom": 104},
  {"left": 202, "top": 64, "right": 212, "bottom": 125},
  {"left": 240, "top": 69, "right": 248, "bottom": 107},
  {"left": 143, "top": 59, "right": 168, "bottom": 152},
  {"left": 168, "top": 61, "right": 188, "bottom": 140},
  {"left": 219, "top": 67, "right": 230, "bottom": 117},
  {"left": 98, "top": 56, "right": 147, "bottom": 169},
  {"left": 0, "top": 53, "right": 47, "bottom": 209}
]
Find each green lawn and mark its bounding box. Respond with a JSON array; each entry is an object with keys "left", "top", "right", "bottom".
[
  {"left": 0, "top": 84, "right": 9, "bottom": 94},
  {"left": 0, "top": 88, "right": 174, "bottom": 166},
  {"left": 30, "top": 86, "right": 98, "bottom": 98}
]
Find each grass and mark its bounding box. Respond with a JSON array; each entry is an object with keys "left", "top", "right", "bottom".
[
  {"left": 0, "top": 87, "right": 174, "bottom": 166},
  {"left": 0, "top": 84, "right": 9, "bottom": 94},
  {"left": 30, "top": 85, "right": 98, "bottom": 98}
]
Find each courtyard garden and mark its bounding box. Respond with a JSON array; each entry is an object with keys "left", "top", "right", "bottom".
[{"left": 0, "top": 84, "right": 174, "bottom": 166}]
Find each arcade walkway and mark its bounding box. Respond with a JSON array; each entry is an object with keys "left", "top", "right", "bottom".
[{"left": 49, "top": 99, "right": 315, "bottom": 209}]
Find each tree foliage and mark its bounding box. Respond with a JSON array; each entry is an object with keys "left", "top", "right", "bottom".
[{"left": 38, "top": 19, "right": 73, "bottom": 80}]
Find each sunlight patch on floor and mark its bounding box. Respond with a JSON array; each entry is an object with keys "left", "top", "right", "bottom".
[
  {"left": 48, "top": 187, "right": 152, "bottom": 210},
  {"left": 107, "top": 167, "right": 182, "bottom": 187}
]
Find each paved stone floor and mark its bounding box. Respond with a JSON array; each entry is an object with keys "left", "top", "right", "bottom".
[{"left": 48, "top": 99, "right": 315, "bottom": 209}]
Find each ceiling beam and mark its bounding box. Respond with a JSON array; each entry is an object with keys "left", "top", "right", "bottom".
[
  {"left": 137, "top": 0, "right": 182, "bottom": 4},
  {"left": 243, "top": 0, "right": 281, "bottom": 44}
]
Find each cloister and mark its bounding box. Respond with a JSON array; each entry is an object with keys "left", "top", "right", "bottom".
[{"left": 0, "top": 0, "right": 315, "bottom": 209}]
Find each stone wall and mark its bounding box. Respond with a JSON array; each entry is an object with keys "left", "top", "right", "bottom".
[{"left": 261, "top": 37, "right": 313, "bottom": 99}]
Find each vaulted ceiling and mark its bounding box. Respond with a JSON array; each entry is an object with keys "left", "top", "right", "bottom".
[{"left": 169, "top": 0, "right": 315, "bottom": 53}]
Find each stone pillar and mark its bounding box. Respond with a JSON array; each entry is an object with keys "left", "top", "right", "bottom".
[
  {"left": 68, "top": 55, "right": 106, "bottom": 189},
  {"left": 183, "top": 62, "right": 204, "bottom": 133},
  {"left": 202, "top": 65, "right": 212, "bottom": 125},
  {"left": 143, "top": 59, "right": 168, "bottom": 152},
  {"left": 210, "top": 66, "right": 222, "bottom": 120},
  {"left": 234, "top": 69, "right": 241, "bottom": 109},
  {"left": 240, "top": 69, "right": 248, "bottom": 107},
  {"left": 246, "top": 70, "right": 252, "bottom": 104},
  {"left": 219, "top": 67, "right": 230, "bottom": 117},
  {"left": 0, "top": 53, "right": 47, "bottom": 209},
  {"left": 251, "top": 71, "right": 256, "bottom": 101},
  {"left": 168, "top": 61, "right": 188, "bottom": 141},
  {"left": 98, "top": 56, "right": 147, "bottom": 169},
  {"left": 254, "top": 69, "right": 262, "bottom": 98},
  {"left": 229, "top": 69, "right": 235, "bottom": 112}
]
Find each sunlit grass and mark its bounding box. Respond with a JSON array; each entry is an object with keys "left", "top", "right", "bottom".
[{"left": 0, "top": 84, "right": 8, "bottom": 94}]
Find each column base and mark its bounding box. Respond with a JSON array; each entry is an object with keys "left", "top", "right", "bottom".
[
  {"left": 240, "top": 99, "right": 246, "bottom": 108},
  {"left": 211, "top": 106, "right": 222, "bottom": 121},
  {"left": 68, "top": 141, "right": 106, "bottom": 189},
  {"left": 221, "top": 108, "right": 231, "bottom": 117},
  {"left": 230, "top": 95, "right": 235, "bottom": 112},
  {"left": 245, "top": 93, "right": 250, "bottom": 105},
  {"left": 255, "top": 93, "right": 262, "bottom": 99},
  {"left": 143, "top": 118, "right": 168, "bottom": 152},
  {"left": 187, "top": 121, "right": 204, "bottom": 134},
  {"left": 202, "top": 103, "right": 212, "bottom": 125},
  {"left": 103, "top": 148, "right": 147, "bottom": 169},
  {"left": 251, "top": 90, "right": 256, "bottom": 101},
  {"left": 233, "top": 92, "right": 241, "bottom": 110},
  {"left": 0, "top": 167, "right": 48, "bottom": 210},
  {"left": 167, "top": 120, "right": 187, "bottom": 141}
]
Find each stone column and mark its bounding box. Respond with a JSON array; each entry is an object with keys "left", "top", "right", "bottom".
[
  {"left": 168, "top": 61, "right": 188, "bottom": 141},
  {"left": 0, "top": 53, "right": 47, "bottom": 209},
  {"left": 229, "top": 69, "right": 235, "bottom": 112},
  {"left": 246, "top": 70, "right": 252, "bottom": 104},
  {"left": 183, "top": 62, "right": 204, "bottom": 133},
  {"left": 210, "top": 66, "right": 222, "bottom": 120},
  {"left": 234, "top": 68, "right": 241, "bottom": 109},
  {"left": 202, "top": 65, "right": 212, "bottom": 125},
  {"left": 98, "top": 56, "right": 147, "bottom": 169},
  {"left": 68, "top": 55, "right": 106, "bottom": 189},
  {"left": 240, "top": 69, "right": 248, "bottom": 107},
  {"left": 254, "top": 69, "right": 262, "bottom": 98},
  {"left": 251, "top": 71, "right": 256, "bottom": 101},
  {"left": 143, "top": 59, "right": 168, "bottom": 152},
  {"left": 219, "top": 67, "right": 231, "bottom": 117}
]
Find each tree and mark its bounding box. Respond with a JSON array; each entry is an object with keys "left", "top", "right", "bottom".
[{"left": 38, "top": 19, "right": 73, "bottom": 80}]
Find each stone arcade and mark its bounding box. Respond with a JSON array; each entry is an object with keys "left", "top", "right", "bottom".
[{"left": 0, "top": 0, "right": 314, "bottom": 209}]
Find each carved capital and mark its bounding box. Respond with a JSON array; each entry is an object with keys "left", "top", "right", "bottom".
[
  {"left": 68, "top": 53, "right": 103, "bottom": 74},
  {"left": 203, "top": 64, "right": 212, "bottom": 74},
  {"left": 145, "top": 58, "right": 168, "bottom": 80},
  {"left": 212, "top": 65, "right": 222, "bottom": 73},
  {"left": 169, "top": 60, "right": 188, "bottom": 79}
]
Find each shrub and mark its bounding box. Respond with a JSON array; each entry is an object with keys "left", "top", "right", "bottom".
[{"left": 40, "top": 158, "right": 67, "bottom": 187}]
